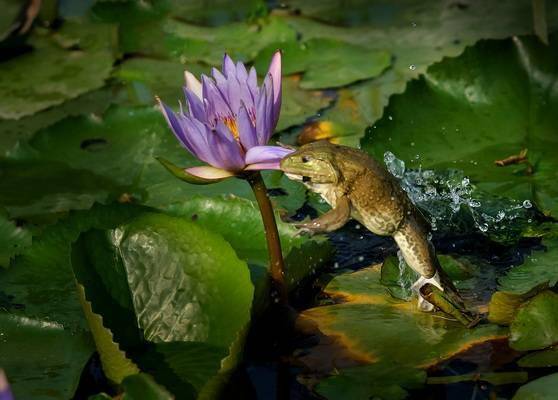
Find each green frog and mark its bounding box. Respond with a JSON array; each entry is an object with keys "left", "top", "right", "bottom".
[{"left": 280, "top": 140, "right": 463, "bottom": 311}]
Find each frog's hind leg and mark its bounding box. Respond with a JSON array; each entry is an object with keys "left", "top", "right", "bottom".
[{"left": 393, "top": 217, "right": 446, "bottom": 311}]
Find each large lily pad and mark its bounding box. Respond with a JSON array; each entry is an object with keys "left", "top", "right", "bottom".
[
  {"left": 513, "top": 373, "right": 558, "bottom": 400},
  {"left": 0, "top": 20, "right": 117, "bottom": 119},
  {"left": 298, "top": 266, "right": 506, "bottom": 398},
  {"left": 498, "top": 236, "right": 558, "bottom": 295},
  {"left": 281, "top": 2, "right": 558, "bottom": 145},
  {"left": 254, "top": 38, "right": 391, "bottom": 89},
  {"left": 362, "top": 36, "right": 558, "bottom": 216},
  {"left": 72, "top": 213, "right": 254, "bottom": 397},
  {"left": 0, "top": 211, "right": 31, "bottom": 268},
  {"left": 510, "top": 291, "right": 558, "bottom": 351},
  {"left": 4, "top": 105, "right": 310, "bottom": 217},
  {"left": 0, "top": 313, "right": 93, "bottom": 400}
]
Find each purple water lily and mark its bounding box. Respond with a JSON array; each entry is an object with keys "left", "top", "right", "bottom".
[{"left": 158, "top": 51, "right": 292, "bottom": 182}]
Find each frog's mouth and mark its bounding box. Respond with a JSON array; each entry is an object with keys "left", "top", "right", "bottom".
[{"left": 285, "top": 172, "right": 311, "bottom": 182}]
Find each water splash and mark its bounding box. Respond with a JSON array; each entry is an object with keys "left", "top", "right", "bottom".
[{"left": 383, "top": 151, "right": 538, "bottom": 243}]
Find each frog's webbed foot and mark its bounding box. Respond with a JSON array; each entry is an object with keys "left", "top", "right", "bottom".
[{"left": 411, "top": 272, "right": 443, "bottom": 312}]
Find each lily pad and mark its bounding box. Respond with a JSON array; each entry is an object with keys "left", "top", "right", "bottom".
[
  {"left": 316, "top": 364, "right": 425, "bottom": 400},
  {"left": 498, "top": 237, "right": 558, "bottom": 295},
  {"left": 297, "top": 266, "right": 506, "bottom": 397},
  {"left": 0, "top": 87, "right": 114, "bottom": 156},
  {"left": 518, "top": 347, "right": 558, "bottom": 368},
  {"left": 121, "top": 373, "right": 174, "bottom": 400},
  {"left": 362, "top": 36, "right": 558, "bottom": 217},
  {"left": 510, "top": 291, "right": 558, "bottom": 351},
  {"left": 276, "top": 76, "right": 333, "bottom": 132},
  {"left": 0, "top": 20, "right": 117, "bottom": 119},
  {"left": 0, "top": 313, "right": 93, "bottom": 400},
  {"left": 0, "top": 211, "right": 31, "bottom": 268},
  {"left": 282, "top": 2, "right": 558, "bottom": 145},
  {"left": 255, "top": 38, "right": 391, "bottom": 89},
  {"left": 72, "top": 213, "right": 254, "bottom": 397},
  {"left": 513, "top": 373, "right": 558, "bottom": 400},
  {"left": 168, "top": 0, "right": 267, "bottom": 25}
]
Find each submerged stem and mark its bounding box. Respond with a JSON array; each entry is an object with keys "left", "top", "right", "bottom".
[{"left": 246, "top": 172, "right": 288, "bottom": 305}]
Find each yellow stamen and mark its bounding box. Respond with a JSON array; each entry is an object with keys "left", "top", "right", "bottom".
[{"left": 224, "top": 117, "right": 239, "bottom": 140}]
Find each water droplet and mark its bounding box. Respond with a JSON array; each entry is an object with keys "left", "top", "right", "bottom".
[
  {"left": 384, "top": 151, "right": 406, "bottom": 178},
  {"left": 468, "top": 200, "right": 481, "bottom": 208},
  {"left": 357, "top": 256, "right": 364, "bottom": 262},
  {"left": 478, "top": 223, "right": 489, "bottom": 232},
  {"left": 409, "top": 64, "right": 416, "bottom": 71},
  {"left": 462, "top": 177, "right": 470, "bottom": 186},
  {"left": 411, "top": 21, "right": 417, "bottom": 27},
  {"left": 410, "top": 142, "right": 415, "bottom": 147},
  {"left": 388, "top": 115, "right": 393, "bottom": 121},
  {"left": 333, "top": 262, "right": 340, "bottom": 269},
  {"left": 355, "top": 224, "right": 361, "bottom": 230},
  {"left": 523, "top": 200, "right": 532, "bottom": 208}
]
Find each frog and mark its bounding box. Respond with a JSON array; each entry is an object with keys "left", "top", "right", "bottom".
[{"left": 280, "top": 140, "right": 464, "bottom": 311}]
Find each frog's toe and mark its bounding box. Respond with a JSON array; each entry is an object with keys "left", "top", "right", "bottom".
[
  {"left": 417, "top": 295, "right": 435, "bottom": 312},
  {"left": 412, "top": 272, "right": 443, "bottom": 312}
]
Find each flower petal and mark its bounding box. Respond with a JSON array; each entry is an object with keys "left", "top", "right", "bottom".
[
  {"left": 202, "top": 75, "right": 233, "bottom": 124},
  {"left": 255, "top": 82, "right": 269, "bottom": 145},
  {"left": 185, "top": 166, "right": 235, "bottom": 181},
  {"left": 238, "top": 104, "right": 257, "bottom": 150},
  {"left": 184, "top": 71, "right": 203, "bottom": 99},
  {"left": 156, "top": 157, "right": 233, "bottom": 184},
  {"left": 245, "top": 145, "right": 294, "bottom": 165},
  {"left": 266, "top": 50, "right": 282, "bottom": 124},
  {"left": 183, "top": 87, "right": 206, "bottom": 122},
  {"left": 247, "top": 66, "right": 259, "bottom": 100},
  {"left": 245, "top": 161, "right": 282, "bottom": 171},
  {"left": 157, "top": 99, "right": 191, "bottom": 150},
  {"left": 213, "top": 121, "right": 246, "bottom": 171},
  {"left": 223, "top": 53, "right": 236, "bottom": 78}
]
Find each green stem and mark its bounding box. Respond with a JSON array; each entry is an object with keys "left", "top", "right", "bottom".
[{"left": 246, "top": 172, "right": 288, "bottom": 305}]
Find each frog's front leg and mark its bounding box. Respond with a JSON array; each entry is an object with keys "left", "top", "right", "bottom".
[{"left": 295, "top": 196, "right": 351, "bottom": 236}]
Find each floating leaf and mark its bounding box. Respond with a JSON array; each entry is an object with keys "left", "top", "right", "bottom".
[
  {"left": 510, "top": 291, "right": 558, "bottom": 351},
  {"left": 0, "top": 211, "right": 31, "bottom": 268},
  {"left": 255, "top": 38, "right": 391, "bottom": 89},
  {"left": 488, "top": 284, "right": 549, "bottom": 326},
  {"left": 73, "top": 213, "right": 254, "bottom": 397},
  {"left": 0, "top": 313, "right": 93, "bottom": 400},
  {"left": 168, "top": 0, "right": 267, "bottom": 25},
  {"left": 297, "top": 266, "right": 506, "bottom": 397},
  {"left": 518, "top": 347, "right": 558, "bottom": 368},
  {"left": 498, "top": 237, "right": 558, "bottom": 295},
  {"left": 316, "top": 364, "right": 425, "bottom": 400},
  {"left": 513, "top": 373, "right": 558, "bottom": 400},
  {"left": 283, "top": 3, "right": 558, "bottom": 145},
  {"left": 362, "top": 36, "right": 558, "bottom": 217},
  {"left": 0, "top": 20, "right": 117, "bottom": 119},
  {"left": 121, "top": 373, "right": 174, "bottom": 400}
]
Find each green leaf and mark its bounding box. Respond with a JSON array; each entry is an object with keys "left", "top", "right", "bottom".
[
  {"left": 0, "top": 211, "right": 31, "bottom": 268},
  {"left": 362, "top": 36, "right": 558, "bottom": 217},
  {"left": 284, "top": 3, "right": 558, "bottom": 145},
  {"left": 0, "top": 203, "right": 147, "bottom": 331},
  {"left": 518, "top": 347, "right": 558, "bottom": 368},
  {"left": 76, "top": 283, "right": 140, "bottom": 384},
  {"left": 255, "top": 38, "right": 391, "bottom": 89},
  {"left": 276, "top": 76, "right": 333, "bottom": 132},
  {"left": 510, "top": 291, "right": 558, "bottom": 351},
  {"left": 113, "top": 58, "right": 208, "bottom": 107},
  {"left": 488, "top": 284, "right": 549, "bottom": 326},
  {"left": 0, "top": 88, "right": 113, "bottom": 156},
  {"left": 121, "top": 373, "right": 173, "bottom": 400},
  {"left": 73, "top": 213, "right": 254, "bottom": 397},
  {"left": 513, "top": 373, "right": 558, "bottom": 400},
  {"left": 298, "top": 266, "right": 506, "bottom": 397},
  {"left": 168, "top": 0, "right": 267, "bottom": 25},
  {"left": 316, "top": 364, "right": 425, "bottom": 400},
  {"left": 0, "top": 313, "right": 93, "bottom": 400},
  {"left": 0, "top": 20, "right": 117, "bottom": 119},
  {"left": 498, "top": 236, "right": 558, "bottom": 294}
]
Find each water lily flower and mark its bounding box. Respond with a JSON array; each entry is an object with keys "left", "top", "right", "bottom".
[{"left": 157, "top": 51, "right": 293, "bottom": 184}]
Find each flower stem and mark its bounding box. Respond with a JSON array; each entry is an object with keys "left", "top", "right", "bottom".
[{"left": 246, "top": 172, "right": 288, "bottom": 305}]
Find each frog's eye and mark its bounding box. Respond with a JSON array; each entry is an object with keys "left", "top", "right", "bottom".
[{"left": 301, "top": 155, "right": 311, "bottom": 163}]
